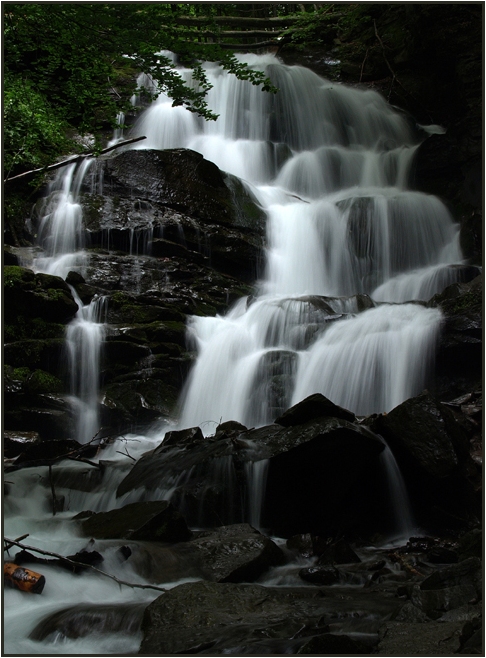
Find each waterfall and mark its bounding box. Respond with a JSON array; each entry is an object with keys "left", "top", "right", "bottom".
[
  {"left": 5, "top": 51, "right": 470, "bottom": 656},
  {"left": 128, "top": 53, "right": 462, "bottom": 429},
  {"left": 379, "top": 443, "right": 416, "bottom": 542},
  {"left": 32, "top": 160, "right": 106, "bottom": 444},
  {"left": 65, "top": 292, "right": 108, "bottom": 445}
]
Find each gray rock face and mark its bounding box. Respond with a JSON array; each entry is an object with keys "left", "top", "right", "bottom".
[
  {"left": 410, "top": 557, "right": 482, "bottom": 620},
  {"left": 81, "top": 148, "right": 266, "bottom": 283}
]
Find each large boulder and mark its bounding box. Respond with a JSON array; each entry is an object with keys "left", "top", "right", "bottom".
[
  {"left": 185, "top": 524, "right": 285, "bottom": 583},
  {"left": 373, "top": 391, "right": 479, "bottom": 530},
  {"left": 86, "top": 149, "right": 266, "bottom": 231},
  {"left": 139, "top": 580, "right": 401, "bottom": 655},
  {"left": 410, "top": 557, "right": 482, "bottom": 620},
  {"left": 4, "top": 266, "right": 79, "bottom": 328},
  {"left": 80, "top": 149, "right": 266, "bottom": 283},
  {"left": 117, "top": 397, "right": 386, "bottom": 538}
]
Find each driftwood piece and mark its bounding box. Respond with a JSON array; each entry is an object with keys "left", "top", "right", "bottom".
[
  {"left": 3, "top": 538, "right": 167, "bottom": 593},
  {"left": 389, "top": 551, "right": 423, "bottom": 577},
  {"left": 4, "top": 136, "right": 147, "bottom": 183},
  {"left": 4, "top": 563, "right": 46, "bottom": 594}
]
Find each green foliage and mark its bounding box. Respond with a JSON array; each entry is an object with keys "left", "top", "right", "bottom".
[
  {"left": 4, "top": 3, "right": 277, "bottom": 180},
  {"left": 3, "top": 76, "right": 74, "bottom": 179}
]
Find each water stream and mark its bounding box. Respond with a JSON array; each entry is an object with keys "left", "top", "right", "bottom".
[{"left": 4, "top": 53, "right": 466, "bottom": 654}]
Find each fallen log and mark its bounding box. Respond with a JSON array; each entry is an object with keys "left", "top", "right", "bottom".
[
  {"left": 4, "top": 563, "right": 46, "bottom": 594},
  {"left": 4, "top": 538, "right": 167, "bottom": 593},
  {"left": 4, "top": 136, "right": 147, "bottom": 183}
]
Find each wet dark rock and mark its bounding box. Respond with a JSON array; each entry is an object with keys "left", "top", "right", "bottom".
[
  {"left": 438, "top": 603, "right": 482, "bottom": 623},
  {"left": 163, "top": 426, "right": 205, "bottom": 448},
  {"left": 4, "top": 266, "right": 79, "bottom": 324},
  {"left": 275, "top": 393, "right": 355, "bottom": 426},
  {"left": 139, "top": 580, "right": 401, "bottom": 655},
  {"left": 299, "top": 565, "right": 341, "bottom": 586},
  {"left": 372, "top": 391, "right": 479, "bottom": 530},
  {"left": 429, "top": 275, "right": 482, "bottom": 399},
  {"left": 420, "top": 556, "right": 481, "bottom": 591},
  {"left": 374, "top": 391, "right": 466, "bottom": 479},
  {"left": 315, "top": 538, "right": 362, "bottom": 565},
  {"left": 427, "top": 546, "right": 459, "bottom": 564},
  {"left": 214, "top": 420, "right": 248, "bottom": 437},
  {"left": 296, "top": 633, "right": 368, "bottom": 654},
  {"left": 376, "top": 621, "right": 464, "bottom": 655},
  {"left": 117, "top": 415, "right": 385, "bottom": 536},
  {"left": 76, "top": 500, "right": 192, "bottom": 543},
  {"left": 457, "top": 528, "right": 482, "bottom": 559},
  {"left": 186, "top": 524, "right": 285, "bottom": 583},
  {"left": 411, "top": 557, "right": 482, "bottom": 619},
  {"left": 286, "top": 533, "right": 314, "bottom": 556},
  {"left": 393, "top": 601, "right": 429, "bottom": 623},
  {"left": 29, "top": 603, "right": 145, "bottom": 641},
  {"left": 3, "top": 393, "right": 74, "bottom": 441},
  {"left": 4, "top": 430, "right": 41, "bottom": 458},
  {"left": 11, "top": 438, "right": 93, "bottom": 467},
  {"left": 88, "top": 149, "right": 266, "bottom": 232}
]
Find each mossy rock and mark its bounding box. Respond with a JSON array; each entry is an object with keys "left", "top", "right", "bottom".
[
  {"left": 101, "top": 378, "right": 178, "bottom": 421},
  {"left": 4, "top": 365, "right": 64, "bottom": 395},
  {"left": 4, "top": 266, "right": 78, "bottom": 324},
  {"left": 4, "top": 317, "right": 66, "bottom": 343},
  {"left": 4, "top": 265, "right": 36, "bottom": 288},
  {"left": 4, "top": 339, "right": 65, "bottom": 372}
]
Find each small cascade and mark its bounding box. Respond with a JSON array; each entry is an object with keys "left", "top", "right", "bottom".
[
  {"left": 32, "top": 158, "right": 108, "bottom": 444},
  {"left": 245, "top": 459, "right": 270, "bottom": 530},
  {"left": 34, "top": 160, "right": 94, "bottom": 279},
  {"left": 65, "top": 292, "right": 108, "bottom": 445},
  {"left": 379, "top": 443, "right": 416, "bottom": 542}
]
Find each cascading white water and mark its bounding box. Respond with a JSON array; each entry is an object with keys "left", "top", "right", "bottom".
[
  {"left": 65, "top": 292, "right": 108, "bottom": 445},
  {"left": 129, "top": 53, "right": 462, "bottom": 428},
  {"left": 32, "top": 160, "right": 106, "bottom": 444}
]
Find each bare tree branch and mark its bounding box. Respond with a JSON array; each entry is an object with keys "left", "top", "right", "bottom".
[
  {"left": 4, "top": 136, "right": 147, "bottom": 183},
  {"left": 4, "top": 537, "right": 167, "bottom": 593}
]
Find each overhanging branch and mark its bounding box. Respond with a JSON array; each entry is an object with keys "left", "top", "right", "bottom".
[{"left": 4, "top": 136, "right": 147, "bottom": 184}]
